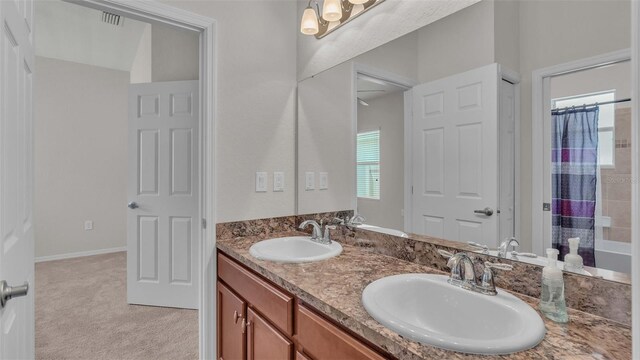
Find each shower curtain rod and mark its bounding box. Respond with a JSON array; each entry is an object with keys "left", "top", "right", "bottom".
[{"left": 551, "top": 97, "right": 631, "bottom": 112}]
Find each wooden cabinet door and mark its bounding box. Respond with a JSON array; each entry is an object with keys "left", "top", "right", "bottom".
[
  {"left": 247, "top": 308, "right": 293, "bottom": 360},
  {"left": 217, "top": 282, "right": 246, "bottom": 360},
  {"left": 296, "top": 352, "right": 311, "bottom": 360},
  {"left": 297, "top": 305, "right": 386, "bottom": 360}
]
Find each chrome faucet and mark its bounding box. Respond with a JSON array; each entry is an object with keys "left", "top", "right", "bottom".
[
  {"left": 299, "top": 220, "right": 335, "bottom": 245},
  {"left": 438, "top": 250, "right": 513, "bottom": 296},
  {"left": 497, "top": 237, "right": 520, "bottom": 258},
  {"left": 346, "top": 213, "right": 366, "bottom": 228},
  {"left": 445, "top": 252, "right": 477, "bottom": 291}
]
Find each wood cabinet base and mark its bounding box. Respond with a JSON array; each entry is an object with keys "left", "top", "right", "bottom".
[{"left": 216, "top": 252, "right": 390, "bottom": 360}]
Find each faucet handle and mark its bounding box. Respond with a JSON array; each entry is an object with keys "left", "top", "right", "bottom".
[
  {"left": 467, "top": 241, "right": 490, "bottom": 254},
  {"left": 437, "top": 249, "right": 454, "bottom": 259},
  {"left": 510, "top": 251, "right": 537, "bottom": 259},
  {"left": 478, "top": 261, "right": 513, "bottom": 295},
  {"left": 484, "top": 262, "right": 513, "bottom": 271}
]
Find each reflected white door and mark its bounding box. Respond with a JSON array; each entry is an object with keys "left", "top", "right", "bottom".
[
  {"left": 127, "top": 81, "right": 199, "bottom": 309},
  {"left": 0, "top": 0, "right": 35, "bottom": 357},
  {"left": 411, "top": 64, "right": 499, "bottom": 247}
]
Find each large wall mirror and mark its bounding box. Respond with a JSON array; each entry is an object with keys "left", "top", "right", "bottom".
[{"left": 297, "top": 0, "right": 632, "bottom": 282}]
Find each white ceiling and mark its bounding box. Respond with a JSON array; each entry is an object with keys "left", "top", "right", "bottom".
[
  {"left": 35, "top": 0, "right": 149, "bottom": 72},
  {"left": 357, "top": 76, "right": 406, "bottom": 101}
]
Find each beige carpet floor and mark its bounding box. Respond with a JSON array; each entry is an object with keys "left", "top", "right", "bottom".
[{"left": 35, "top": 252, "right": 198, "bottom": 360}]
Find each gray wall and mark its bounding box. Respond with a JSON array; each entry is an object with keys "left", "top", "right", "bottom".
[
  {"left": 35, "top": 57, "right": 129, "bottom": 258},
  {"left": 357, "top": 92, "right": 405, "bottom": 230},
  {"left": 162, "top": 0, "right": 298, "bottom": 222},
  {"left": 152, "top": 23, "right": 199, "bottom": 82}
]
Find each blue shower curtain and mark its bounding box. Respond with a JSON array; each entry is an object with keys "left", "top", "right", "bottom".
[{"left": 551, "top": 106, "right": 599, "bottom": 267}]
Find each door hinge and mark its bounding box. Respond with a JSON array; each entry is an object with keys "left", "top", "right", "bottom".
[
  {"left": 543, "top": 203, "right": 551, "bottom": 212},
  {"left": 202, "top": 218, "right": 207, "bottom": 229}
]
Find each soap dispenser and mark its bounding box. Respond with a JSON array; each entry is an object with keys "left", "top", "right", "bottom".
[
  {"left": 564, "top": 237, "right": 584, "bottom": 273},
  {"left": 539, "top": 248, "right": 569, "bottom": 323}
]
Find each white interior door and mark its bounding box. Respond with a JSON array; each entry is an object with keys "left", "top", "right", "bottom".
[
  {"left": 127, "top": 81, "right": 199, "bottom": 309},
  {"left": 0, "top": 0, "right": 35, "bottom": 358},
  {"left": 411, "top": 64, "right": 499, "bottom": 247}
]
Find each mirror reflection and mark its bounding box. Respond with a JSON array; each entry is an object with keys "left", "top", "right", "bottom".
[{"left": 297, "top": 0, "right": 632, "bottom": 281}]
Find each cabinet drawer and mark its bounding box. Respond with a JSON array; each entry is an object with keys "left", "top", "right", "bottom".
[
  {"left": 296, "top": 305, "right": 386, "bottom": 360},
  {"left": 218, "top": 253, "right": 294, "bottom": 336}
]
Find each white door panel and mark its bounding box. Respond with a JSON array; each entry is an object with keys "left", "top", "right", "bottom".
[
  {"left": 128, "top": 81, "right": 199, "bottom": 309},
  {"left": 411, "top": 64, "right": 499, "bottom": 247},
  {"left": 0, "top": 0, "right": 35, "bottom": 357}
]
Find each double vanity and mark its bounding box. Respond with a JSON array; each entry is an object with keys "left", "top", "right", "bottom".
[{"left": 216, "top": 215, "right": 631, "bottom": 360}]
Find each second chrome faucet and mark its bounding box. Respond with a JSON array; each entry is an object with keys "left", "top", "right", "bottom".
[{"left": 438, "top": 250, "right": 513, "bottom": 296}]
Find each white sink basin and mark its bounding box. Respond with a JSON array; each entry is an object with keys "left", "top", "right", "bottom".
[
  {"left": 249, "top": 236, "right": 342, "bottom": 263},
  {"left": 362, "top": 274, "right": 546, "bottom": 355},
  {"left": 357, "top": 224, "right": 409, "bottom": 238}
]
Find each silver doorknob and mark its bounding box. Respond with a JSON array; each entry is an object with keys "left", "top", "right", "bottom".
[
  {"left": 473, "top": 207, "right": 494, "bottom": 216},
  {"left": 0, "top": 280, "right": 29, "bottom": 308},
  {"left": 127, "top": 201, "right": 139, "bottom": 209}
]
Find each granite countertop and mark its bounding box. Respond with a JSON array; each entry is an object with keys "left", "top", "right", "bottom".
[{"left": 217, "top": 232, "right": 631, "bottom": 360}]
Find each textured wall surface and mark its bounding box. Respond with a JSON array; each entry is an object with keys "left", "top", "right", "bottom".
[
  {"left": 35, "top": 57, "right": 129, "bottom": 258},
  {"left": 297, "top": 0, "right": 480, "bottom": 80},
  {"left": 161, "top": 0, "right": 298, "bottom": 222}
]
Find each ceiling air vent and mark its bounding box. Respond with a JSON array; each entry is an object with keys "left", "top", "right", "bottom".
[{"left": 101, "top": 11, "right": 123, "bottom": 27}]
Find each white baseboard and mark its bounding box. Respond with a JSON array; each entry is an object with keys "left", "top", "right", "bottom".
[{"left": 35, "top": 246, "right": 127, "bottom": 263}]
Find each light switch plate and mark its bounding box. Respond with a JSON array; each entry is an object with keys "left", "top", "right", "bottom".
[
  {"left": 255, "top": 172, "right": 268, "bottom": 192},
  {"left": 305, "top": 172, "right": 315, "bottom": 191},
  {"left": 84, "top": 220, "right": 93, "bottom": 231},
  {"left": 319, "top": 172, "right": 328, "bottom": 190},
  {"left": 273, "top": 172, "right": 284, "bottom": 192}
]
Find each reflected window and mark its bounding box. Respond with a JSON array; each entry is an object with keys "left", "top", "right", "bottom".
[
  {"left": 552, "top": 91, "right": 615, "bottom": 168},
  {"left": 357, "top": 130, "right": 380, "bottom": 199}
]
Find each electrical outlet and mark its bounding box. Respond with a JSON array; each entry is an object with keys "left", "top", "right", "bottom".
[
  {"left": 255, "top": 172, "right": 268, "bottom": 192},
  {"left": 305, "top": 172, "right": 315, "bottom": 191},
  {"left": 319, "top": 172, "right": 328, "bottom": 190},
  {"left": 273, "top": 172, "right": 284, "bottom": 192},
  {"left": 84, "top": 220, "right": 93, "bottom": 231}
]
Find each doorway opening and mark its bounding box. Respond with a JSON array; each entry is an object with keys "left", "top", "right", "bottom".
[
  {"left": 32, "top": 0, "right": 216, "bottom": 358},
  {"left": 533, "top": 50, "right": 632, "bottom": 275}
]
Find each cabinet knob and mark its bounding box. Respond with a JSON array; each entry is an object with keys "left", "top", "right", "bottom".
[
  {"left": 241, "top": 319, "right": 252, "bottom": 334},
  {"left": 233, "top": 310, "right": 240, "bottom": 324}
]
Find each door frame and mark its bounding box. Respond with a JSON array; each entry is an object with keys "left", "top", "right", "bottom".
[
  {"left": 403, "top": 64, "right": 521, "bottom": 239},
  {"left": 350, "top": 63, "right": 417, "bottom": 225},
  {"left": 499, "top": 67, "right": 522, "bottom": 243},
  {"left": 65, "top": 1, "right": 217, "bottom": 358},
  {"left": 530, "top": 48, "right": 631, "bottom": 256},
  {"left": 631, "top": 1, "right": 639, "bottom": 357}
]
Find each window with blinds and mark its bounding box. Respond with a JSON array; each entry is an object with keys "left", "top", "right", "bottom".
[{"left": 357, "top": 130, "right": 380, "bottom": 199}]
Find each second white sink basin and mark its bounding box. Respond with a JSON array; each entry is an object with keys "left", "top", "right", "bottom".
[
  {"left": 249, "top": 236, "right": 342, "bottom": 263},
  {"left": 362, "top": 274, "right": 546, "bottom": 355}
]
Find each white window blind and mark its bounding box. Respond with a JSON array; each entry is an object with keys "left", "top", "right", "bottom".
[{"left": 357, "top": 130, "right": 380, "bottom": 199}]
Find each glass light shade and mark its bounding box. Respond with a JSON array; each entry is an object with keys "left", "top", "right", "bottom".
[
  {"left": 322, "top": 0, "right": 343, "bottom": 22},
  {"left": 349, "top": 0, "right": 368, "bottom": 4},
  {"left": 300, "top": 7, "right": 319, "bottom": 35}
]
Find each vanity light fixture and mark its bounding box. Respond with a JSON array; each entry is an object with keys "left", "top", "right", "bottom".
[{"left": 300, "top": 0, "right": 386, "bottom": 39}]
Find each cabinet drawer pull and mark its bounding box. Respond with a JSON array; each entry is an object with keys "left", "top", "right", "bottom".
[
  {"left": 233, "top": 310, "right": 240, "bottom": 324},
  {"left": 242, "top": 319, "right": 252, "bottom": 334}
]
